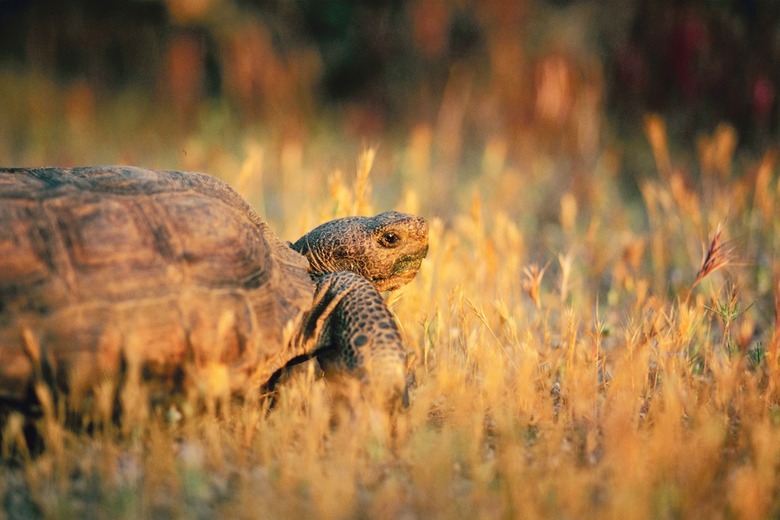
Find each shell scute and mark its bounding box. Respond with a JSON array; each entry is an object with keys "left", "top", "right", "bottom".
[{"left": 0, "top": 167, "right": 314, "bottom": 405}]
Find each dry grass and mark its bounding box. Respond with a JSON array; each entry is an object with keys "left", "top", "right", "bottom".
[{"left": 1, "top": 94, "right": 780, "bottom": 519}]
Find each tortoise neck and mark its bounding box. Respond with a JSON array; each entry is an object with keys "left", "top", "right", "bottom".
[{"left": 290, "top": 233, "right": 334, "bottom": 274}]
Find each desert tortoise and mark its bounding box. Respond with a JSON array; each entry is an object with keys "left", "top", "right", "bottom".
[{"left": 0, "top": 166, "right": 428, "bottom": 411}]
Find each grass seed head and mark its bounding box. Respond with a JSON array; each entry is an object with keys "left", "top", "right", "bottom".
[{"left": 687, "top": 224, "right": 733, "bottom": 302}]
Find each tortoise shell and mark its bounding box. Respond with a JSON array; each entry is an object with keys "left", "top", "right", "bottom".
[{"left": 0, "top": 166, "right": 314, "bottom": 404}]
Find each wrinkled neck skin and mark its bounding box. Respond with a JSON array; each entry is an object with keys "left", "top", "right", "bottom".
[
  {"left": 296, "top": 232, "right": 362, "bottom": 275},
  {"left": 294, "top": 271, "right": 408, "bottom": 409}
]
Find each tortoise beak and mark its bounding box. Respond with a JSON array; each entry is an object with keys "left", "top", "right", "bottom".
[{"left": 373, "top": 246, "right": 428, "bottom": 292}]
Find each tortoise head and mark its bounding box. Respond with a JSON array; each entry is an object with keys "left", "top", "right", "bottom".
[{"left": 291, "top": 211, "right": 429, "bottom": 291}]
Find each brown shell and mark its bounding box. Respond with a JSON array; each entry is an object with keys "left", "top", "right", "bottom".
[{"left": 0, "top": 166, "right": 314, "bottom": 405}]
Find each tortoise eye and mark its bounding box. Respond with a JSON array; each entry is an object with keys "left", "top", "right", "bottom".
[{"left": 379, "top": 232, "right": 400, "bottom": 247}]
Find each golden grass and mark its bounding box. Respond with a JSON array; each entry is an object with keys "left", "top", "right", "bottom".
[{"left": 1, "top": 99, "right": 779, "bottom": 519}]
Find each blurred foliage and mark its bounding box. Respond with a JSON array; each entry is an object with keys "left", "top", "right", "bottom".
[{"left": 2, "top": 0, "right": 777, "bottom": 163}]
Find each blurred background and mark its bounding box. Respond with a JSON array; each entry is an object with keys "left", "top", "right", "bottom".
[{"left": 0, "top": 0, "right": 777, "bottom": 217}]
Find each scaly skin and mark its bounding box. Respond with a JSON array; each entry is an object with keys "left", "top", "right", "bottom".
[
  {"left": 291, "top": 212, "right": 428, "bottom": 406},
  {"left": 296, "top": 271, "right": 409, "bottom": 406},
  {"left": 292, "top": 212, "right": 429, "bottom": 292}
]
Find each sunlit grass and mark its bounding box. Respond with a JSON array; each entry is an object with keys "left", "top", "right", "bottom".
[{"left": 1, "top": 81, "right": 779, "bottom": 519}]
